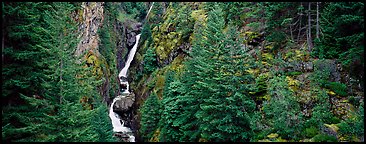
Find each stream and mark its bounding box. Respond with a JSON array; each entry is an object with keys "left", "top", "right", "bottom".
[{"left": 109, "top": 34, "right": 141, "bottom": 142}]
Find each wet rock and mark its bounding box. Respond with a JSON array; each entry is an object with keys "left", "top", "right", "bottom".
[{"left": 113, "top": 93, "right": 135, "bottom": 113}]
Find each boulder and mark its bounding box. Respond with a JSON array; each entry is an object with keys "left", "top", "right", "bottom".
[{"left": 113, "top": 93, "right": 135, "bottom": 112}]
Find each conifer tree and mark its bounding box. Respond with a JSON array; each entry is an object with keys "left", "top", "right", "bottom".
[
  {"left": 2, "top": 2, "right": 116, "bottom": 142},
  {"left": 140, "top": 92, "right": 161, "bottom": 141}
]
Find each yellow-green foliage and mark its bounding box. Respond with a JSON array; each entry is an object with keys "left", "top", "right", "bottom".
[
  {"left": 85, "top": 51, "right": 109, "bottom": 80},
  {"left": 154, "top": 74, "right": 165, "bottom": 99},
  {"left": 191, "top": 9, "right": 207, "bottom": 23},
  {"left": 286, "top": 76, "right": 300, "bottom": 91},
  {"left": 262, "top": 53, "right": 273, "bottom": 62},
  {"left": 284, "top": 49, "right": 306, "bottom": 62},
  {"left": 242, "top": 31, "right": 260, "bottom": 44},
  {"left": 169, "top": 54, "right": 185, "bottom": 75},
  {"left": 149, "top": 128, "right": 160, "bottom": 142}
]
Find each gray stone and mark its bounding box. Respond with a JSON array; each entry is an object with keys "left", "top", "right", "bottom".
[
  {"left": 303, "top": 62, "right": 313, "bottom": 72},
  {"left": 113, "top": 93, "right": 135, "bottom": 112}
]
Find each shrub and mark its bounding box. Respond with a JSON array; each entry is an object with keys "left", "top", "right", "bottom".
[
  {"left": 304, "top": 126, "right": 319, "bottom": 138},
  {"left": 326, "top": 82, "right": 348, "bottom": 97},
  {"left": 312, "top": 134, "right": 338, "bottom": 142}
]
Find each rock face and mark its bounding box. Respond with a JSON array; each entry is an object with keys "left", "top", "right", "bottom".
[
  {"left": 74, "top": 2, "right": 104, "bottom": 58},
  {"left": 117, "top": 20, "right": 142, "bottom": 73},
  {"left": 314, "top": 59, "right": 341, "bottom": 82},
  {"left": 113, "top": 93, "right": 135, "bottom": 112},
  {"left": 287, "top": 61, "right": 314, "bottom": 73},
  {"left": 126, "top": 22, "right": 143, "bottom": 49}
]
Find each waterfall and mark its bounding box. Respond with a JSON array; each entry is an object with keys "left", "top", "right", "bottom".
[
  {"left": 109, "top": 34, "right": 141, "bottom": 142},
  {"left": 118, "top": 34, "right": 141, "bottom": 93}
]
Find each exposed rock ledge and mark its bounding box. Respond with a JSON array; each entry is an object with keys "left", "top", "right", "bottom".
[{"left": 113, "top": 92, "right": 135, "bottom": 113}]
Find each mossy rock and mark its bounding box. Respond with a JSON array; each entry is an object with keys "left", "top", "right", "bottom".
[{"left": 154, "top": 73, "right": 166, "bottom": 99}]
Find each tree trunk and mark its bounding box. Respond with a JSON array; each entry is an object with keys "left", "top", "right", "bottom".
[
  {"left": 316, "top": 2, "right": 320, "bottom": 39},
  {"left": 297, "top": 2, "right": 303, "bottom": 42},
  {"left": 60, "top": 58, "right": 63, "bottom": 104},
  {"left": 145, "top": 2, "right": 154, "bottom": 20},
  {"left": 307, "top": 2, "right": 313, "bottom": 52}
]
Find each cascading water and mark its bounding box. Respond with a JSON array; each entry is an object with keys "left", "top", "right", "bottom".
[
  {"left": 109, "top": 34, "right": 141, "bottom": 142},
  {"left": 109, "top": 3, "right": 153, "bottom": 142}
]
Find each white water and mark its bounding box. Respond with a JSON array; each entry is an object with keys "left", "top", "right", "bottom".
[
  {"left": 109, "top": 34, "right": 141, "bottom": 142},
  {"left": 118, "top": 34, "right": 141, "bottom": 80},
  {"left": 109, "top": 97, "right": 132, "bottom": 133}
]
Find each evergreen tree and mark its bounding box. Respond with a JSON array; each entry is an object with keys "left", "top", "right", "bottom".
[
  {"left": 143, "top": 47, "right": 157, "bottom": 74},
  {"left": 314, "top": 2, "right": 364, "bottom": 84},
  {"left": 158, "top": 70, "right": 187, "bottom": 141},
  {"left": 2, "top": 2, "right": 116, "bottom": 142},
  {"left": 140, "top": 92, "right": 161, "bottom": 141}
]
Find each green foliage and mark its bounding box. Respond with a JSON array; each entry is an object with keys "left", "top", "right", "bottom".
[
  {"left": 338, "top": 102, "right": 364, "bottom": 141},
  {"left": 325, "top": 82, "right": 348, "bottom": 97},
  {"left": 159, "top": 79, "right": 186, "bottom": 142},
  {"left": 2, "top": 2, "right": 115, "bottom": 142},
  {"left": 313, "top": 2, "right": 364, "bottom": 86},
  {"left": 312, "top": 134, "right": 338, "bottom": 142},
  {"left": 306, "top": 89, "right": 335, "bottom": 128},
  {"left": 262, "top": 76, "right": 304, "bottom": 140},
  {"left": 286, "top": 71, "right": 302, "bottom": 76},
  {"left": 304, "top": 126, "right": 319, "bottom": 138},
  {"left": 348, "top": 96, "right": 360, "bottom": 107},
  {"left": 143, "top": 47, "right": 157, "bottom": 74},
  {"left": 140, "top": 22, "right": 153, "bottom": 47},
  {"left": 122, "top": 2, "right": 147, "bottom": 21},
  {"left": 264, "top": 2, "right": 299, "bottom": 49},
  {"left": 175, "top": 4, "right": 194, "bottom": 40},
  {"left": 140, "top": 92, "right": 161, "bottom": 141},
  {"left": 188, "top": 6, "right": 256, "bottom": 141}
]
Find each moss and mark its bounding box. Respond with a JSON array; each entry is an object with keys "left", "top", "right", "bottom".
[
  {"left": 312, "top": 134, "right": 337, "bottom": 142},
  {"left": 304, "top": 126, "right": 319, "bottom": 138},
  {"left": 85, "top": 51, "right": 108, "bottom": 80},
  {"left": 149, "top": 128, "right": 160, "bottom": 142},
  {"left": 168, "top": 54, "right": 185, "bottom": 74},
  {"left": 191, "top": 9, "right": 207, "bottom": 23}
]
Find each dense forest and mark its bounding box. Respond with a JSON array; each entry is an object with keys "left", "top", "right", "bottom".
[{"left": 2, "top": 2, "right": 364, "bottom": 142}]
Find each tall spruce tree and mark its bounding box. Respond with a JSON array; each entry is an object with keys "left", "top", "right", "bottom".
[
  {"left": 2, "top": 2, "right": 116, "bottom": 142},
  {"left": 191, "top": 6, "right": 256, "bottom": 142},
  {"left": 140, "top": 92, "right": 161, "bottom": 141}
]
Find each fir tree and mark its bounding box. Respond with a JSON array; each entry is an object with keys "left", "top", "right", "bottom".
[{"left": 140, "top": 92, "right": 161, "bottom": 141}]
